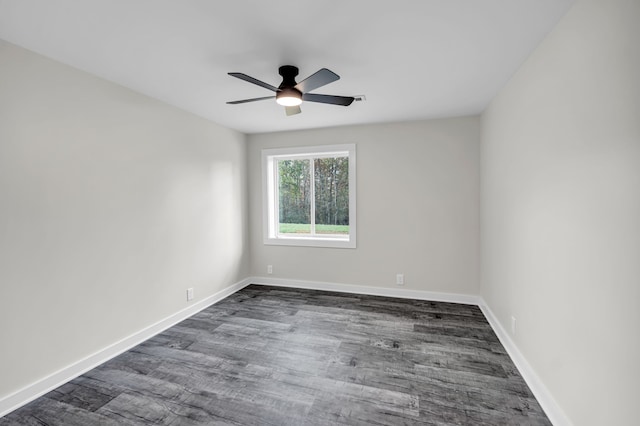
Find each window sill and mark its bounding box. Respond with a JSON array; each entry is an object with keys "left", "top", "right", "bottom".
[{"left": 264, "top": 236, "right": 356, "bottom": 249}]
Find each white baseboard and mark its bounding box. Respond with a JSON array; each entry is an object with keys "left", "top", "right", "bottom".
[
  {"left": 478, "top": 299, "right": 572, "bottom": 426},
  {"left": 0, "top": 277, "right": 253, "bottom": 418},
  {"left": 248, "top": 276, "right": 480, "bottom": 305}
]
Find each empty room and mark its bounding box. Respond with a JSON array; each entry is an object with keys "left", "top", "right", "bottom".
[{"left": 0, "top": 0, "right": 638, "bottom": 425}]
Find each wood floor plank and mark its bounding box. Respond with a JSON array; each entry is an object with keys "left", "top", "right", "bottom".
[
  {"left": 96, "top": 392, "right": 180, "bottom": 425},
  {"left": 1, "top": 397, "right": 139, "bottom": 426},
  {"left": 45, "top": 381, "right": 119, "bottom": 412},
  {"left": 0, "top": 285, "right": 551, "bottom": 425}
]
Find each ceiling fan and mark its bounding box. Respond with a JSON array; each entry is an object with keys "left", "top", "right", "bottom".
[{"left": 226, "top": 65, "right": 355, "bottom": 116}]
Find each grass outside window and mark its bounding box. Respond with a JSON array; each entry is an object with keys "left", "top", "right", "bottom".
[{"left": 279, "top": 223, "right": 349, "bottom": 235}]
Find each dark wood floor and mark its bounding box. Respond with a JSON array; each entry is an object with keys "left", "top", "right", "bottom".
[{"left": 1, "top": 285, "right": 550, "bottom": 425}]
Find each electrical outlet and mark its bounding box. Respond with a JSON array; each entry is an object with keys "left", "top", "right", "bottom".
[
  {"left": 267, "top": 265, "right": 273, "bottom": 274},
  {"left": 396, "top": 273, "right": 404, "bottom": 286},
  {"left": 511, "top": 316, "right": 516, "bottom": 335},
  {"left": 187, "top": 288, "right": 194, "bottom": 301}
]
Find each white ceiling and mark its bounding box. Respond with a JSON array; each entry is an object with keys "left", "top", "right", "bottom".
[{"left": 0, "top": 0, "right": 573, "bottom": 134}]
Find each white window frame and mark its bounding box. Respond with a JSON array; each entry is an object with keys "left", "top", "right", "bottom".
[{"left": 262, "top": 144, "right": 356, "bottom": 248}]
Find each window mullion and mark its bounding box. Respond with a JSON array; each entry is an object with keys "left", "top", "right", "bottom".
[
  {"left": 309, "top": 158, "right": 316, "bottom": 236},
  {"left": 274, "top": 159, "right": 280, "bottom": 237}
]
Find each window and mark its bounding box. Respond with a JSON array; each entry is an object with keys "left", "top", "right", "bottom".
[{"left": 262, "top": 144, "right": 356, "bottom": 248}]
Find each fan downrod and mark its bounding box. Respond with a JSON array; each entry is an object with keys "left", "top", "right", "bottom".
[{"left": 278, "top": 65, "right": 299, "bottom": 88}]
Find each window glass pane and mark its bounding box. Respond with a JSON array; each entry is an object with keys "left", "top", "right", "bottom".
[
  {"left": 314, "top": 156, "right": 349, "bottom": 235},
  {"left": 278, "top": 159, "right": 310, "bottom": 234}
]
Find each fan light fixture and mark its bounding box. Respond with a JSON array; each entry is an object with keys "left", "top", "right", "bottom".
[{"left": 276, "top": 88, "right": 302, "bottom": 106}]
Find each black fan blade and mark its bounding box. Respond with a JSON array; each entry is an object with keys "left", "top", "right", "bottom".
[
  {"left": 302, "top": 93, "right": 355, "bottom": 106},
  {"left": 227, "top": 96, "right": 275, "bottom": 105},
  {"left": 285, "top": 105, "right": 301, "bottom": 116},
  {"left": 228, "top": 72, "right": 278, "bottom": 92},
  {"left": 295, "top": 68, "right": 339, "bottom": 93}
]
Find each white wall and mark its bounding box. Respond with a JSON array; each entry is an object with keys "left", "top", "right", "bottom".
[
  {"left": 0, "top": 40, "right": 249, "bottom": 400},
  {"left": 480, "top": 0, "right": 640, "bottom": 424},
  {"left": 248, "top": 117, "right": 480, "bottom": 295}
]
